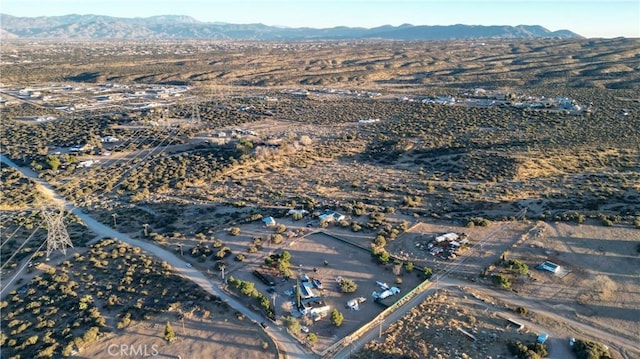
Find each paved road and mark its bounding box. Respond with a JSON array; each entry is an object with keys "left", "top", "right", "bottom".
[{"left": 0, "top": 154, "right": 311, "bottom": 359}]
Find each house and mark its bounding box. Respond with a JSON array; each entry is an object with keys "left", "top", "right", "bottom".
[
  {"left": 537, "top": 261, "right": 560, "bottom": 274},
  {"left": 318, "top": 210, "right": 345, "bottom": 223},
  {"left": 262, "top": 216, "right": 276, "bottom": 227},
  {"left": 299, "top": 283, "right": 315, "bottom": 299}
]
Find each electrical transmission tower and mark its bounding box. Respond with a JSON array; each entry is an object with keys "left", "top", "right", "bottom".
[
  {"left": 42, "top": 207, "right": 73, "bottom": 259},
  {"left": 190, "top": 102, "right": 201, "bottom": 128}
]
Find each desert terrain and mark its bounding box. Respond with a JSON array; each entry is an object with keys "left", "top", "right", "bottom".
[{"left": 1, "top": 37, "right": 639, "bottom": 358}]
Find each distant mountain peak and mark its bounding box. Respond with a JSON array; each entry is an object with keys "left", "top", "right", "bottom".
[{"left": 0, "top": 14, "right": 584, "bottom": 40}]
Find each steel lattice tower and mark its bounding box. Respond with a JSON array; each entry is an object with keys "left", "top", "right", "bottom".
[{"left": 42, "top": 208, "right": 73, "bottom": 259}]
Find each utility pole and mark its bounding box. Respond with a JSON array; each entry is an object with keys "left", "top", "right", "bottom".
[
  {"left": 112, "top": 213, "right": 118, "bottom": 226},
  {"left": 220, "top": 264, "right": 226, "bottom": 281},
  {"left": 142, "top": 223, "right": 149, "bottom": 237},
  {"left": 178, "top": 244, "right": 184, "bottom": 257},
  {"left": 42, "top": 207, "right": 74, "bottom": 260},
  {"left": 271, "top": 292, "right": 277, "bottom": 316},
  {"left": 379, "top": 318, "right": 384, "bottom": 338}
]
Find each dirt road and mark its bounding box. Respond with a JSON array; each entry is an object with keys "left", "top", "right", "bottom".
[
  {"left": 332, "top": 274, "right": 638, "bottom": 359},
  {"left": 0, "top": 154, "right": 312, "bottom": 359}
]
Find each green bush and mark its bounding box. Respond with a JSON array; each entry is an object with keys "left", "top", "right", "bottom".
[
  {"left": 507, "top": 340, "right": 547, "bottom": 359},
  {"left": 339, "top": 278, "right": 358, "bottom": 293},
  {"left": 492, "top": 274, "right": 511, "bottom": 289},
  {"left": 573, "top": 339, "right": 611, "bottom": 359},
  {"left": 424, "top": 267, "right": 433, "bottom": 279},
  {"left": 330, "top": 309, "right": 344, "bottom": 327}
]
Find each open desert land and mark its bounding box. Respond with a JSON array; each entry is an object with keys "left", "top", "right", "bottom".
[{"left": 1, "top": 37, "right": 639, "bottom": 358}]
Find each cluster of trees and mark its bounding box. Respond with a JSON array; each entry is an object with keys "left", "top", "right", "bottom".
[
  {"left": 1, "top": 238, "right": 222, "bottom": 358},
  {"left": 226, "top": 276, "right": 275, "bottom": 319},
  {"left": 507, "top": 340, "right": 548, "bottom": 359}
]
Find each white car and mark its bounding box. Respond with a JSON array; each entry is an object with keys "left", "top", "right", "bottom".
[
  {"left": 301, "top": 326, "right": 309, "bottom": 333},
  {"left": 569, "top": 338, "right": 575, "bottom": 347},
  {"left": 185, "top": 262, "right": 192, "bottom": 268}
]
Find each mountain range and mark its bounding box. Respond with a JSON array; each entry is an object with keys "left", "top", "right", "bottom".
[{"left": 0, "top": 14, "right": 582, "bottom": 40}]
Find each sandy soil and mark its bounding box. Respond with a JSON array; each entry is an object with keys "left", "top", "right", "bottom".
[
  {"left": 506, "top": 221, "right": 640, "bottom": 342},
  {"left": 354, "top": 286, "right": 561, "bottom": 359},
  {"left": 78, "top": 310, "right": 277, "bottom": 359}
]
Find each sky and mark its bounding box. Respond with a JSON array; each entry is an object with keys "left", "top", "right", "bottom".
[{"left": 1, "top": 0, "right": 639, "bottom": 38}]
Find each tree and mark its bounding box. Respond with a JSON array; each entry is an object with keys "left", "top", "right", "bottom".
[
  {"left": 377, "top": 251, "right": 390, "bottom": 265},
  {"left": 493, "top": 274, "right": 511, "bottom": 289},
  {"left": 283, "top": 316, "right": 301, "bottom": 334},
  {"left": 275, "top": 224, "right": 286, "bottom": 234},
  {"left": 330, "top": 309, "right": 344, "bottom": 327},
  {"left": 164, "top": 321, "right": 175, "bottom": 342},
  {"left": 307, "top": 332, "right": 318, "bottom": 345},
  {"left": 573, "top": 339, "right": 611, "bottom": 359},
  {"left": 405, "top": 262, "right": 414, "bottom": 272},
  {"left": 45, "top": 155, "right": 61, "bottom": 171},
  {"left": 424, "top": 267, "right": 433, "bottom": 279},
  {"left": 339, "top": 278, "right": 358, "bottom": 293}
]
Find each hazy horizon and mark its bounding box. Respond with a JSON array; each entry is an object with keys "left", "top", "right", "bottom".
[{"left": 1, "top": 1, "right": 639, "bottom": 38}]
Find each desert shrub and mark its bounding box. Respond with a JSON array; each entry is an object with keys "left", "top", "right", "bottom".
[
  {"left": 516, "top": 306, "right": 528, "bottom": 315},
  {"left": 507, "top": 340, "right": 547, "bottom": 359},
  {"left": 405, "top": 262, "right": 414, "bottom": 272},
  {"left": 492, "top": 274, "right": 511, "bottom": 289},
  {"left": 373, "top": 235, "right": 386, "bottom": 248},
  {"left": 229, "top": 227, "right": 241, "bottom": 236},
  {"left": 402, "top": 196, "right": 422, "bottom": 207},
  {"left": 271, "top": 234, "right": 283, "bottom": 244},
  {"left": 283, "top": 316, "right": 301, "bottom": 334},
  {"left": 292, "top": 213, "right": 303, "bottom": 221},
  {"left": 234, "top": 254, "right": 246, "bottom": 262},
  {"left": 573, "top": 339, "right": 612, "bottom": 359},
  {"left": 275, "top": 224, "right": 286, "bottom": 234},
  {"left": 339, "top": 278, "right": 358, "bottom": 293},
  {"left": 468, "top": 217, "right": 491, "bottom": 227},
  {"left": 307, "top": 332, "right": 318, "bottom": 345},
  {"left": 376, "top": 250, "right": 390, "bottom": 265},
  {"left": 634, "top": 216, "right": 640, "bottom": 229},
  {"left": 330, "top": 309, "right": 344, "bottom": 327},
  {"left": 423, "top": 267, "right": 433, "bottom": 279},
  {"left": 504, "top": 259, "right": 529, "bottom": 275},
  {"left": 164, "top": 321, "right": 175, "bottom": 342}
]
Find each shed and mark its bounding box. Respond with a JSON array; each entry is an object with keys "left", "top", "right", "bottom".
[{"left": 435, "top": 232, "right": 459, "bottom": 243}]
